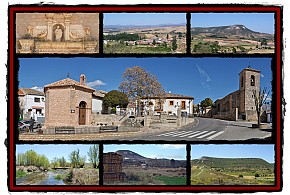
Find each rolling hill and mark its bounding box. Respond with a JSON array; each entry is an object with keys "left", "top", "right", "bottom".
[
  {"left": 191, "top": 156, "right": 273, "bottom": 170},
  {"left": 191, "top": 24, "right": 273, "bottom": 39},
  {"left": 116, "top": 150, "right": 186, "bottom": 168}
]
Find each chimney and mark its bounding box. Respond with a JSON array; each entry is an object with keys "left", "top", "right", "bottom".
[{"left": 80, "top": 74, "right": 86, "bottom": 85}]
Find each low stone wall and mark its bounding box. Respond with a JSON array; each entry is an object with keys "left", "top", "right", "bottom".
[
  {"left": 91, "top": 114, "right": 123, "bottom": 126},
  {"left": 212, "top": 109, "right": 237, "bottom": 121},
  {"left": 43, "top": 125, "right": 141, "bottom": 134}
]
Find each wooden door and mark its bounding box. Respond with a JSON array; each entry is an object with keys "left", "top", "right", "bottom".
[{"left": 79, "top": 101, "right": 86, "bottom": 125}]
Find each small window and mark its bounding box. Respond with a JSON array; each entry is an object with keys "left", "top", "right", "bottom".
[
  {"left": 181, "top": 101, "right": 186, "bottom": 109},
  {"left": 251, "top": 75, "right": 255, "bottom": 86},
  {"left": 169, "top": 101, "right": 174, "bottom": 106},
  {"left": 34, "top": 97, "right": 40, "bottom": 102},
  {"left": 241, "top": 76, "right": 243, "bottom": 88}
]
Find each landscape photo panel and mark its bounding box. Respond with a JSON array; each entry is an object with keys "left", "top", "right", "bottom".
[
  {"left": 103, "top": 13, "right": 186, "bottom": 54},
  {"left": 191, "top": 13, "right": 275, "bottom": 54},
  {"left": 15, "top": 144, "right": 100, "bottom": 185},
  {"left": 18, "top": 57, "right": 273, "bottom": 141},
  {"left": 190, "top": 144, "right": 275, "bottom": 185},
  {"left": 103, "top": 144, "right": 187, "bottom": 185}
]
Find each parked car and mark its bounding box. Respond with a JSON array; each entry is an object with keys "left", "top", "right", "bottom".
[
  {"left": 21, "top": 120, "right": 42, "bottom": 129},
  {"left": 18, "top": 121, "right": 30, "bottom": 131}
]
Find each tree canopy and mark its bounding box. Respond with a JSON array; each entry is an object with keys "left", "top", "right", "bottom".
[
  {"left": 119, "top": 66, "right": 165, "bottom": 100},
  {"left": 172, "top": 36, "right": 177, "bottom": 51},
  {"left": 103, "top": 90, "right": 129, "bottom": 108},
  {"left": 119, "top": 66, "right": 165, "bottom": 115},
  {"left": 200, "top": 98, "right": 213, "bottom": 108},
  {"left": 87, "top": 145, "right": 99, "bottom": 169}
]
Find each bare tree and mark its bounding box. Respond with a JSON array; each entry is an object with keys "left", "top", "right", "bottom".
[
  {"left": 119, "top": 66, "right": 165, "bottom": 116},
  {"left": 253, "top": 87, "right": 270, "bottom": 127}
]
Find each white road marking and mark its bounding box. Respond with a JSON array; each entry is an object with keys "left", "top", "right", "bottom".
[
  {"left": 188, "top": 131, "right": 208, "bottom": 138},
  {"left": 207, "top": 131, "right": 225, "bottom": 140},
  {"left": 197, "top": 131, "right": 217, "bottom": 138}
]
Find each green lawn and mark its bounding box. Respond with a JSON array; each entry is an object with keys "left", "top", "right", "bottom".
[{"left": 155, "top": 176, "right": 186, "bottom": 185}]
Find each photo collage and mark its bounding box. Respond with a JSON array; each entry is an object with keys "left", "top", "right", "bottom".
[{"left": 8, "top": 5, "right": 282, "bottom": 192}]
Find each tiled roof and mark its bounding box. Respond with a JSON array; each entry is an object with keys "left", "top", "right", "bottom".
[
  {"left": 164, "top": 93, "right": 194, "bottom": 99},
  {"left": 142, "top": 93, "right": 194, "bottom": 99},
  {"left": 19, "top": 88, "right": 44, "bottom": 96},
  {"left": 44, "top": 78, "right": 95, "bottom": 91},
  {"left": 18, "top": 89, "right": 25, "bottom": 96},
  {"left": 93, "top": 90, "right": 107, "bottom": 98}
]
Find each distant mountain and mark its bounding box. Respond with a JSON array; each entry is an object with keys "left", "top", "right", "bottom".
[
  {"left": 191, "top": 24, "right": 273, "bottom": 38},
  {"left": 116, "top": 150, "right": 186, "bottom": 168},
  {"left": 116, "top": 150, "right": 148, "bottom": 161},
  {"left": 191, "top": 156, "right": 273, "bottom": 170}
]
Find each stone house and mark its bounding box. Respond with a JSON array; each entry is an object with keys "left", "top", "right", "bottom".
[
  {"left": 44, "top": 74, "right": 95, "bottom": 127},
  {"left": 141, "top": 92, "right": 194, "bottom": 116},
  {"left": 212, "top": 67, "right": 261, "bottom": 121},
  {"left": 16, "top": 13, "right": 99, "bottom": 54},
  {"left": 18, "top": 88, "right": 45, "bottom": 120}
]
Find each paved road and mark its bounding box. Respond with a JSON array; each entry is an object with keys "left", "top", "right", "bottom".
[{"left": 137, "top": 117, "right": 272, "bottom": 141}]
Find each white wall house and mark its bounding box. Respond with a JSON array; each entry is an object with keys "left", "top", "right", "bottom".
[
  {"left": 92, "top": 90, "right": 107, "bottom": 114},
  {"left": 142, "top": 92, "right": 194, "bottom": 116},
  {"left": 18, "top": 88, "right": 45, "bottom": 120}
]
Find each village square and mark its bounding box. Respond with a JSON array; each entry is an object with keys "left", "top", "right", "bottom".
[{"left": 18, "top": 58, "right": 273, "bottom": 141}]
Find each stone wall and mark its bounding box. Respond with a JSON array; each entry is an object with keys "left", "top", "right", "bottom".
[
  {"left": 91, "top": 114, "right": 123, "bottom": 126},
  {"left": 45, "top": 88, "right": 92, "bottom": 127},
  {"left": 16, "top": 13, "right": 99, "bottom": 53}
]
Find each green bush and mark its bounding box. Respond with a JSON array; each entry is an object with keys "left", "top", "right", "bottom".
[{"left": 16, "top": 170, "right": 27, "bottom": 178}]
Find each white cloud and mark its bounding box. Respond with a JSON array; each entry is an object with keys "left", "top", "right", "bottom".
[
  {"left": 261, "top": 74, "right": 265, "bottom": 78},
  {"left": 87, "top": 80, "right": 106, "bottom": 88},
  {"left": 160, "top": 144, "right": 185, "bottom": 149},
  {"left": 31, "top": 86, "right": 44, "bottom": 92},
  {"left": 196, "top": 64, "right": 212, "bottom": 82}
]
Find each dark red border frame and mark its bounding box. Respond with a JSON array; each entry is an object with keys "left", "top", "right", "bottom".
[{"left": 8, "top": 4, "right": 282, "bottom": 192}]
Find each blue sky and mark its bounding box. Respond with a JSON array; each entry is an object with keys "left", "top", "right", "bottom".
[
  {"left": 104, "top": 13, "right": 186, "bottom": 26},
  {"left": 104, "top": 144, "right": 186, "bottom": 160},
  {"left": 16, "top": 144, "right": 98, "bottom": 162},
  {"left": 18, "top": 57, "right": 273, "bottom": 104},
  {"left": 191, "top": 144, "right": 274, "bottom": 163},
  {"left": 191, "top": 13, "right": 274, "bottom": 34}
]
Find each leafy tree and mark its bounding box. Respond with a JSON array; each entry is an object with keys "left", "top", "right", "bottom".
[
  {"left": 166, "top": 34, "right": 169, "bottom": 39},
  {"left": 200, "top": 98, "right": 213, "bottom": 114},
  {"left": 119, "top": 66, "right": 165, "bottom": 116},
  {"left": 87, "top": 145, "right": 99, "bottom": 169},
  {"left": 178, "top": 32, "right": 182, "bottom": 38},
  {"left": 255, "top": 173, "right": 260, "bottom": 177},
  {"left": 172, "top": 36, "right": 177, "bottom": 51},
  {"left": 253, "top": 87, "right": 270, "bottom": 127},
  {"left": 260, "top": 38, "right": 268, "bottom": 46},
  {"left": 103, "top": 90, "right": 129, "bottom": 109},
  {"left": 69, "top": 149, "right": 80, "bottom": 168},
  {"left": 232, "top": 47, "right": 237, "bottom": 53}
]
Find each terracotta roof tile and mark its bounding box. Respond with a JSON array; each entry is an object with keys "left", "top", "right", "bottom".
[
  {"left": 44, "top": 78, "right": 95, "bottom": 91},
  {"left": 19, "top": 88, "right": 44, "bottom": 96}
]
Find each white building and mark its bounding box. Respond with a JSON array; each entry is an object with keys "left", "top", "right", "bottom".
[
  {"left": 142, "top": 92, "right": 194, "bottom": 116},
  {"left": 18, "top": 88, "right": 45, "bottom": 120},
  {"left": 92, "top": 90, "right": 107, "bottom": 114}
]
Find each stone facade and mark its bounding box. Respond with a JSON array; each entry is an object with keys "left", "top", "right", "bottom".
[
  {"left": 212, "top": 67, "right": 260, "bottom": 121},
  {"left": 16, "top": 13, "right": 99, "bottom": 53},
  {"left": 44, "top": 74, "right": 94, "bottom": 127}
]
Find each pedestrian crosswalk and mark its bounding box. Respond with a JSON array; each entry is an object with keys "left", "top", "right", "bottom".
[{"left": 156, "top": 130, "right": 224, "bottom": 140}]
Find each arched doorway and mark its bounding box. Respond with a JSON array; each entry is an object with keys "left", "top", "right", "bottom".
[{"left": 79, "top": 101, "right": 86, "bottom": 125}]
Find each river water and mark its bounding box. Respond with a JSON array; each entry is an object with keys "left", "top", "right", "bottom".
[{"left": 16, "top": 170, "right": 67, "bottom": 185}]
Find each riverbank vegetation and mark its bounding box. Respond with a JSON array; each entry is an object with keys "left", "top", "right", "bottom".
[{"left": 16, "top": 145, "right": 99, "bottom": 185}]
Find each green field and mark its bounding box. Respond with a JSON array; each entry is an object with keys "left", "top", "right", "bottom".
[
  {"left": 155, "top": 176, "right": 186, "bottom": 185},
  {"left": 104, "top": 42, "right": 185, "bottom": 54}
]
